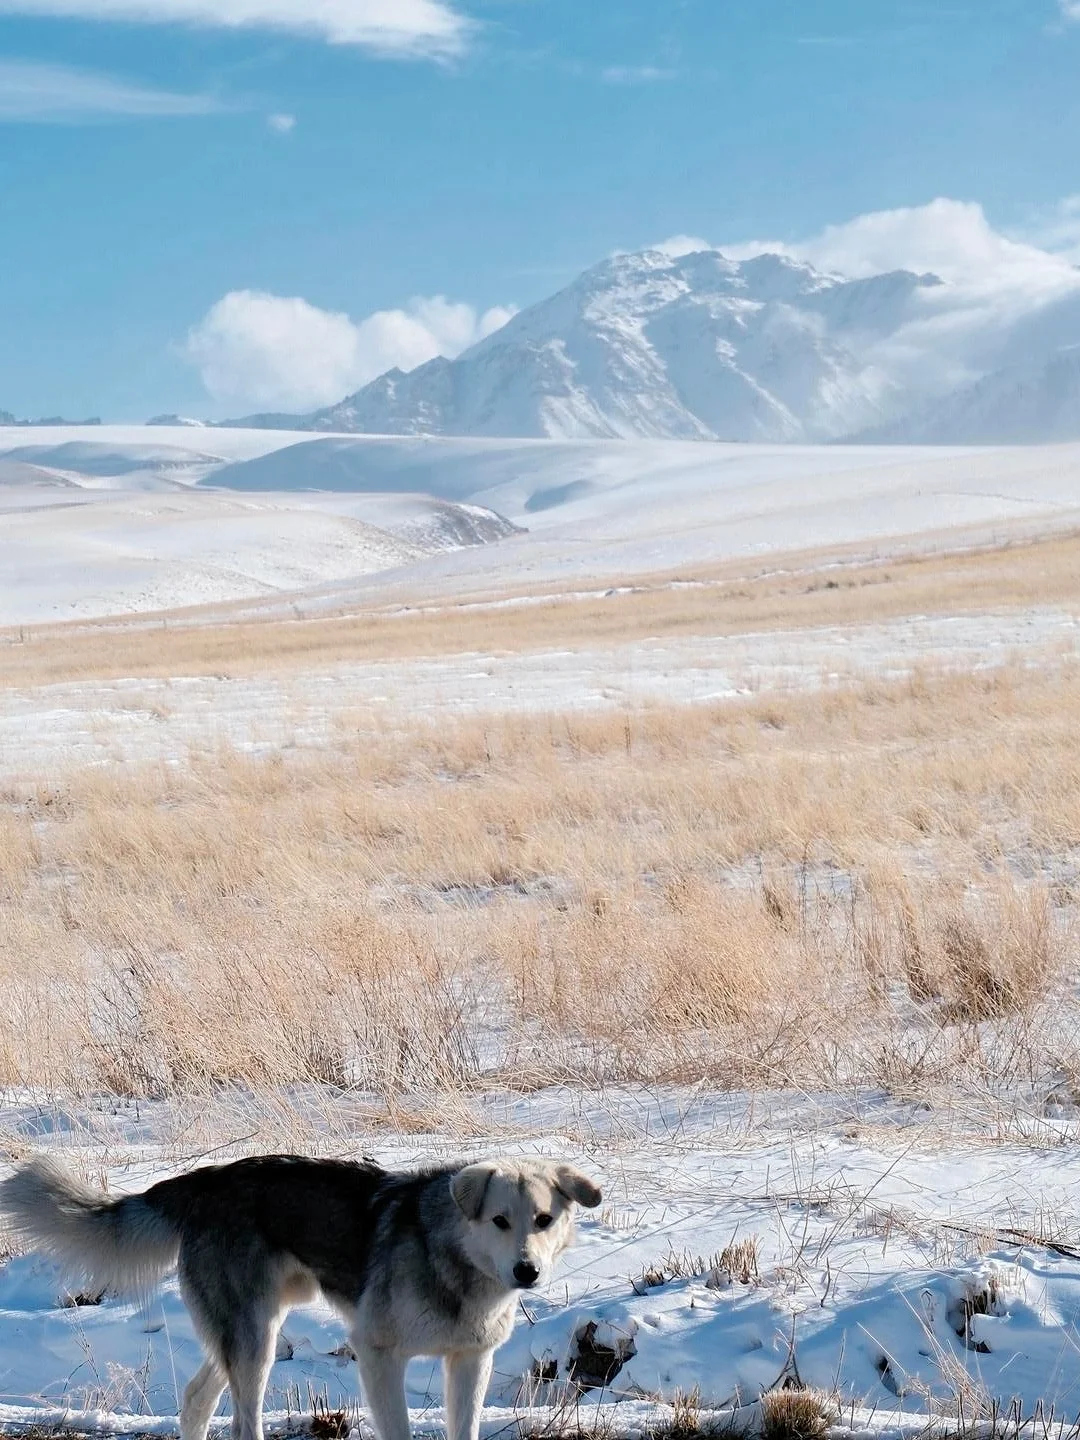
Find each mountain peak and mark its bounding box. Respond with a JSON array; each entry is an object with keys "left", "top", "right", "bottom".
[{"left": 222, "top": 243, "right": 1080, "bottom": 445}]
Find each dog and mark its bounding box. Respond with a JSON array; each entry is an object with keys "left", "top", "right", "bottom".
[{"left": 0, "top": 1154, "right": 601, "bottom": 1440}]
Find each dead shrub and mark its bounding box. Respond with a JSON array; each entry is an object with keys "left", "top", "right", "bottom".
[{"left": 759, "top": 1390, "right": 835, "bottom": 1440}]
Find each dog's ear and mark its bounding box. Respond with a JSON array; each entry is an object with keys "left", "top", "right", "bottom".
[
  {"left": 451, "top": 1164, "right": 496, "bottom": 1220},
  {"left": 553, "top": 1165, "right": 602, "bottom": 1209}
]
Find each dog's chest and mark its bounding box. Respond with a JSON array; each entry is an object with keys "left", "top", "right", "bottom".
[{"left": 355, "top": 1283, "right": 516, "bottom": 1355}]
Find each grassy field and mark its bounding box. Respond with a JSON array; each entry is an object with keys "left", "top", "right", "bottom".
[
  {"left": 3, "top": 526, "right": 1080, "bottom": 1429},
  {"left": 2, "top": 642, "right": 1078, "bottom": 1131},
  {"left": 2, "top": 527, "right": 1079, "bottom": 688}
]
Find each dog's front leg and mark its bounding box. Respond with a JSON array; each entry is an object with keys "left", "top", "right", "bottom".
[
  {"left": 354, "top": 1344, "right": 411, "bottom": 1440},
  {"left": 443, "top": 1350, "right": 494, "bottom": 1440}
]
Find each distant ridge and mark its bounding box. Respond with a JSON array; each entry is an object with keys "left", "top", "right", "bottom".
[{"left": 1, "top": 409, "right": 101, "bottom": 427}]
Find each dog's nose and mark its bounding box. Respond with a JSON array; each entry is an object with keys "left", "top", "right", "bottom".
[{"left": 513, "top": 1261, "right": 539, "bottom": 1288}]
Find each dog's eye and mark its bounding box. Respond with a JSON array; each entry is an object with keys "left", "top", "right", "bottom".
[
  {"left": 492, "top": 1215, "right": 511, "bottom": 1231},
  {"left": 535, "top": 1213, "right": 553, "bottom": 1230}
]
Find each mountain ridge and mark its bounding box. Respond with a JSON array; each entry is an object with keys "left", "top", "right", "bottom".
[{"left": 221, "top": 248, "right": 958, "bottom": 442}]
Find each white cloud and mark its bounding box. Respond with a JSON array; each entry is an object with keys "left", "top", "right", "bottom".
[
  {"left": 652, "top": 235, "right": 713, "bottom": 258},
  {"left": 786, "top": 202, "right": 1080, "bottom": 398},
  {"left": 185, "top": 290, "right": 516, "bottom": 412},
  {"left": 789, "top": 199, "right": 1078, "bottom": 295},
  {"left": 267, "top": 112, "right": 296, "bottom": 132},
  {"left": 718, "top": 198, "right": 1077, "bottom": 293},
  {"left": 0, "top": 0, "right": 472, "bottom": 57},
  {"left": 1060, "top": 1, "right": 1080, "bottom": 20},
  {"left": 669, "top": 198, "right": 1080, "bottom": 403},
  {"left": 0, "top": 57, "right": 220, "bottom": 119}
]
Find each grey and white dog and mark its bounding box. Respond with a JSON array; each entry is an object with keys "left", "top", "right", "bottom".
[{"left": 0, "top": 1154, "right": 601, "bottom": 1440}]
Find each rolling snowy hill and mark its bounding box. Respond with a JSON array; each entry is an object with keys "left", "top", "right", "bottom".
[
  {"left": 4, "top": 422, "right": 1080, "bottom": 623},
  {"left": 0, "top": 425, "right": 522, "bottom": 622}
]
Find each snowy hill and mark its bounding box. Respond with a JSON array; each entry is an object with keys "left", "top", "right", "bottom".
[
  {"left": 0, "top": 425, "right": 523, "bottom": 621},
  {"left": 5, "top": 422, "right": 1080, "bottom": 623}
]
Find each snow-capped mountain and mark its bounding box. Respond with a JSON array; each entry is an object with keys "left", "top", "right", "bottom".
[
  {"left": 223, "top": 250, "right": 945, "bottom": 443},
  {"left": 219, "top": 244, "right": 1080, "bottom": 444}
]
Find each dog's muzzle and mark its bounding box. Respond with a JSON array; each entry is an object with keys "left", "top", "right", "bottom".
[{"left": 513, "top": 1261, "right": 539, "bottom": 1288}]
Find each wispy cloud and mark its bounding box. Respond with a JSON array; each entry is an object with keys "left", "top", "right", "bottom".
[
  {"left": 266, "top": 111, "right": 295, "bottom": 132},
  {"left": 0, "top": 58, "right": 221, "bottom": 120},
  {"left": 711, "top": 197, "right": 1080, "bottom": 403},
  {"left": 601, "top": 65, "right": 677, "bottom": 85},
  {"left": 0, "top": 0, "right": 473, "bottom": 57},
  {"left": 1059, "top": 0, "right": 1080, "bottom": 20}
]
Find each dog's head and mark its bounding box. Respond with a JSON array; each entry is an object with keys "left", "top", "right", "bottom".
[{"left": 450, "top": 1159, "right": 601, "bottom": 1292}]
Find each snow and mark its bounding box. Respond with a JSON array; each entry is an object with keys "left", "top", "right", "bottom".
[
  {"left": 4, "top": 426, "right": 1079, "bottom": 625},
  {"left": 3, "top": 607, "right": 1078, "bottom": 778},
  {"left": 867, "top": 347, "right": 1080, "bottom": 446},
  {"left": 0, "top": 429, "right": 522, "bottom": 623},
  {"left": 282, "top": 251, "right": 939, "bottom": 442},
  {"left": 205, "top": 434, "right": 1080, "bottom": 610},
  {"left": 5, "top": 1090, "right": 1080, "bottom": 1432}
]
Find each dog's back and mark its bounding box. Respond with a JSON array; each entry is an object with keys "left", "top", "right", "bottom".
[
  {"left": 0, "top": 1154, "right": 466, "bottom": 1311},
  {"left": 147, "top": 1155, "right": 394, "bottom": 1305}
]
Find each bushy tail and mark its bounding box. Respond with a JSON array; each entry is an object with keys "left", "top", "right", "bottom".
[{"left": 0, "top": 1155, "right": 180, "bottom": 1297}]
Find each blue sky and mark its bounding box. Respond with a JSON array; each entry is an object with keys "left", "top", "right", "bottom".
[{"left": 1, "top": 0, "right": 1079, "bottom": 420}]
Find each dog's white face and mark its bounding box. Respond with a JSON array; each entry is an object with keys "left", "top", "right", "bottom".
[{"left": 450, "top": 1160, "right": 601, "bottom": 1292}]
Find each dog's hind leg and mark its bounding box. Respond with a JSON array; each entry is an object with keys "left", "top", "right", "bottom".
[
  {"left": 179, "top": 1248, "right": 281, "bottom": 1440},
  {"left": 180, "top": 1359, "right": 228, "bottom": 1440},
  {"left": 224, "top": 1327, "right": 279, "bottom": 1440},
  {"left": 443, "top": 1350, "right": 493, "bottom": 1440},
  {"left": 354, "top": 1344, "right": 411, "bottom": 1440}
]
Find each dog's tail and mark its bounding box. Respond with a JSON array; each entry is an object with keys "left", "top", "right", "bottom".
[{"left": 0, "top": 1155, "right": 181, "bottom": 1297}]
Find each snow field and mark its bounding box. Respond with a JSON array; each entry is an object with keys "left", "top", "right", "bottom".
[
  {"left": 4, "top": 432, "right": 1080, "bottom": 1436},
  {"left": 5, "top": 1092, "right": 1080, "bottom": 1431},
  {"left": 3, "top": 429, "right": 1080, "bottom": 623}
]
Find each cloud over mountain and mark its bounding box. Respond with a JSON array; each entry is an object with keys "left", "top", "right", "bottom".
[
  {"left": 188, "top": 198, "right": 1080, "bottom": 444},
  {"left": 185, "top": 290, "right": 515, "bottom": 411}
]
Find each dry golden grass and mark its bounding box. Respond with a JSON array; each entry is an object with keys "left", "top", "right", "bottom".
[
  {"left": 2, "top": 655, "right": 1079, "bottom": 1111},
  {"left": 2, "top": 527, "right": 1079, "bottom": 689},
  {"left": 759, "top": 1390, "right": 836, "bottom": 1440}
]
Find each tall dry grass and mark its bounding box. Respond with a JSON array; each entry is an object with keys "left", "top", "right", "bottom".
[{"left": 1, "top": 659, "right": 1079, "bottom": 1118}]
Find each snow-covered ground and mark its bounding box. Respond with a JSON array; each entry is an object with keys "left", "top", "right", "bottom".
[
  {"left": 4, "top": 428, "right": 1080, "bottom": 1436},
  {"left": 3, "top": 427, "right": 1080, "bottom": 624},
  {"left": 1, "top": 607, "right": 1077, "bottom": 778},
  {"left": 0, "top": 424, "right": 329, "bottom": 488},
  {"left": 4, "top": 1089, "right": 1080, "bottom": 1434},
  {"left": 208, "top": 435, "right": 1080, "bottom": 617},
  {"left": 0, "top": 488, "right": 517, "bottom": 623}
]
